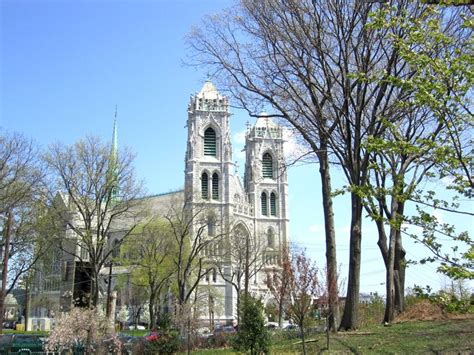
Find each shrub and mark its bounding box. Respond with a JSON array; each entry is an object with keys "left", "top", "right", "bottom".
[{"left": 145, "top": 330, "right": 180, "bottom": 355}]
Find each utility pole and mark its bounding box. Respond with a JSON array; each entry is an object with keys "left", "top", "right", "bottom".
[{"left": 0, "top": 211, "right": 12, "bottom": 333}]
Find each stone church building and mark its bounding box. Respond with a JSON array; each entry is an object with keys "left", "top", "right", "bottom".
[{"left": 29, "top": 81, "right": 288, "bottom": 328}]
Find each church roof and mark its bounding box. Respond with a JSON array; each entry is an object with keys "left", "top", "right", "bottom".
[
  {"left": 197, "top": 80, "right": 221, "bottom": 100},
  {"left": 255, "top": 112, "right": 279, "bottom": 129}
]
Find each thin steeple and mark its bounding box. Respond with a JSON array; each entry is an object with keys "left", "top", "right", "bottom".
[
  {"left": 109, "top": 107, "right": 119, "bottom": 201},
  {"left": 111, "top": 106, "right": 118, "bottom": 161}
]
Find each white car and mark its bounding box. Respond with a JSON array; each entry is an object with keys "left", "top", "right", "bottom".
[{"left": 265, "top": 322, "right": 279, "bottom": 329}]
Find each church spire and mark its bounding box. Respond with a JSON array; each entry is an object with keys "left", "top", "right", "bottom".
[
  {"left": 111, "top": 106, "right": 118, "bottom": 161},
  {"left": 108, "top": 107, "right": 119, "bottom": 201}
]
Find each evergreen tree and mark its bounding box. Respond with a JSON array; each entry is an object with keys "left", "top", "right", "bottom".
[{"left": 233, "top": 295, "right": 269, "bottom": 355}]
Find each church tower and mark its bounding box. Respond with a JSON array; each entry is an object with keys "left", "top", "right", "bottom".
[
  {"left": 244, "top": 114, "right": 289, "bottom": 263},
  {"left": 185, "top": 81, "right": 234, "bottom": 224}
]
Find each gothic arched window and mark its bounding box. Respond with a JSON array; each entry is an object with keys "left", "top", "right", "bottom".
[
  {"left": 201, "top": 172, "right": 209, "bottom": 199},
  {"left": 204, "top": 127, "right": 217, "bottom": 156},
  {"left": 261, "top": 192, "right": 268, "bottom": 216},
  {"left": 262, "top": 153, "right": 273, "bottom": 178},
  {"left": 267, "top": 229, "right": 275, "bottom": 248},
  {"left": 212, "top": 173, "right": 219, "bottom": 200},
  {"left": 270, "top": 192, "right": 277, "bottom": 216},
  {"left": 112, "top": 239, "right": 120, "bottom": 258}
]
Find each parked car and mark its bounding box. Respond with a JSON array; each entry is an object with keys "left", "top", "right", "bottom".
[
  {"left": 213, "top": 325, "right": 237, "bottom": 335},
  {"left": 265, "top": 322, "right": 279, "bottom": 329},
  {"left": 283, "top": 323, "right": 298, "bottom": 330},
  {"left": 2, "top": 321, "right": 16, "bottom": 329},
  {"left": 144, "top": 330, "right": 159, "bottom": 342},
  {"left": 0, "top": 334, "right": 44, "bottom": 354}
]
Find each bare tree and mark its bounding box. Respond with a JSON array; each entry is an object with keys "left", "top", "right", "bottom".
[
  {"left": 187, "top": 0, "right": 341, "bottom": 331},
  {"left": 43, "top": 135, "right": 143, "bottom": 308},
  {"left": 0, "top": 131, "right": 45, "bottom": 332},
  {"left": 209, "top": 222, "right": 267, "bottom": 324},
  {"left": 286, "top": 248, "right": 321, "bottom": 355},
  {"left": 188, "top": 0, "right": 463, "bottom": 329},
  {"left": 163, "top": 197, "right": 225, "bottom": 329},
  {"left": 265, "top": 246, "right": 291, "bottom": 328}
]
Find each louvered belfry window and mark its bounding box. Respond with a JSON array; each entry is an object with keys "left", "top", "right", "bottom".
[
  {"left": 262, "top": 153, "right": 273, "bottom": 178},
  {"left": 261, "top": 192, "right": 268, "bottom": 216},
  {"left": 270, "top": 192, "right": 277, "bottom": 216},
  {"left": 202, "top": 172, "right": 209, "bottom": 199},
  {"left": 212, "top": 173, "right": 219, "bottom": 200},
  {"left": 204, "top": 127, "right": 217, "bottom": 156}
]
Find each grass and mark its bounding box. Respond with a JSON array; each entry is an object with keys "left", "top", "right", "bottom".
[{"left": 179, "top": 318, "right": 474, "bottom": 354}]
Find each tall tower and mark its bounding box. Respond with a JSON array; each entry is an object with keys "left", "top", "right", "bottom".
[
  {"left": 185, "top": 80, "right": 234, "bottom": 222},
  {"left": 244, "top": 114, "right": 289, "bottom": 262}
]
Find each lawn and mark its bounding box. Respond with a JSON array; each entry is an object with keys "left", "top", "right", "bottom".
[{"left": 182, "top": 318, "right": 474, "bottom": 354}]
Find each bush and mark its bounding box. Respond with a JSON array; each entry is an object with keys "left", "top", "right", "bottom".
[
  {"left": 145, "top": 330, "right": 180, "bottom": 355},
  {"left": 406, "top": 285, "right": 473, "bottom": 315},
  {"left": 357, "top": 293, "right": 385, "bottom": 327}
]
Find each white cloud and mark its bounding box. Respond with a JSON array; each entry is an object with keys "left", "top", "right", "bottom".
[{"left": 282, "top": 128, "right": 311, "bottom": 163}]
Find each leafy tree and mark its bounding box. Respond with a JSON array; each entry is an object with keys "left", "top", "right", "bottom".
[
  {"left": 120, "top": 217, "right": 175, "bottom": 329},
  {"left": 364, "top": 3, "right": 473, "bottom": 312},
  {"left": 233, "top": 294, "right": 270, "bottom": 355},
  {"left": 43, "top": 135, "right": 144, "bottom": 307}
]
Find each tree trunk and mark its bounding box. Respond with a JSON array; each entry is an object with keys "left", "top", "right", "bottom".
[
  {"left": 278, "top": 300, "right": 283, "bottom": 328},
  {"left": 384, "top": 196, "right": 399, "bottom": 323},
  {"left": 339, "top": 193, "right": 362, "bottom": 330},
  {"left": 300, "top": 325, "right": 307, "bottom": 355},
  {"left": 149, "top": 298, "right": 155, "bottom": 330},
  {"left": 384, "top": 227, "right": 396, "bottom": 323},
  {"left": 318, "top": 142, "right": 339, "bottom": 332},
  {"left": 106, "top": 262, "right": 113, "bottom": 317},
  {"left": 25, "top": 278, "right": 29, "bottom": 331},
  {"left": 91, "top": 272, "right": 99, "bottom": 308},
  {"left": 0, "top": 211, "right": 12, "bottom": 333},
  {"left": 394, "top": 202, "right": 406, "bottom": 314}
]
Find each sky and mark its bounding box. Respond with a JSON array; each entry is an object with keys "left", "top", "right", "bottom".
[{"left": 1, "top": 0, "right": 472, "bottom": 296}]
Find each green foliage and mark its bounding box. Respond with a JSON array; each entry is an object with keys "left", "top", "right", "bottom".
[
  {"left": 146, "top": 330, "right": 180, "bottom": 355},
  {"left": 233, "top": 295, "right": 270, "bottom": 355},
  {"left": 407, "top": 284, "right": 473, "bottom": 314},
  {"left": 358, "top": 292, "right": 386, "bottom": 328},
  {"left": 365, "top": 4, "right": 473, "bottom": 282}
]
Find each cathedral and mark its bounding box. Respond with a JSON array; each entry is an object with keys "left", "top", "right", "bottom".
[
  {"left": 29, "top": 81, "right": 289, "bottom": 329},
  {"left": 183, "top": 81, "right": 289, "bottom": 322}
]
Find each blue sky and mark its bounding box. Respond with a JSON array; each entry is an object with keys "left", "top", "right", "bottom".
[{"left": 1, "top": 0, "right": 471, "bottom": 296}]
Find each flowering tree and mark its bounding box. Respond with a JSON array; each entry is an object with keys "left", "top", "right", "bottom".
[
  {"left": 45, "top": 308, "right": 118, "bottom": 354},
  {"left": 286, "top": 249, "right": 321, "bottom": 355},
  {"left": 266, "top": 246, "right": 292, "bottom": 327}
]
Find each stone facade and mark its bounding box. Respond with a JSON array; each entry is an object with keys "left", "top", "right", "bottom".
[
  {"left": 184, "top": 81, "right": 289, "bottom": 323},
  {"left": 29, "top": 81, "right": 289, "bottom": 326}
]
